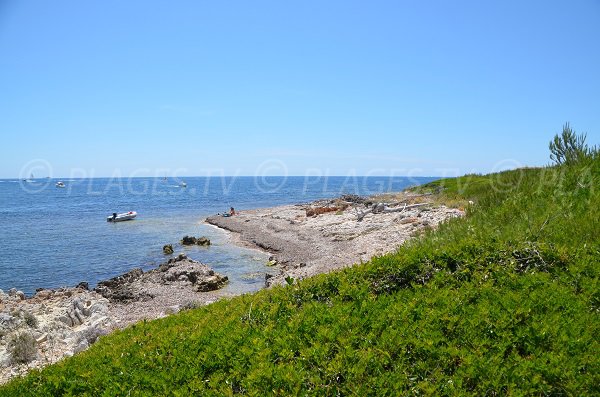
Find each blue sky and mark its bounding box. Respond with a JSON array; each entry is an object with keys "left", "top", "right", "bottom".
[{"left": 1, "top": 0, "right": 599, "bottom": 178}]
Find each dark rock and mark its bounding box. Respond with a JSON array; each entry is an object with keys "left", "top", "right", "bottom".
[
  {"left": 340, "top": 194, "right": 366, "bottom": 204},
  {"left": 76, "top": 282, "right": 89, "bottom": 291},
  {"left": 94, "top": 284, "right": 154, "bottom": 304},
  {"left": 181, "top": 236, "right": 197, "bottom": 245},
  {"left": 196, "top": 275, "right": 228, "bottom": 292},
  {"left": 163, "top": 244, "right": 174, "bottom": 255},
  {"left": 158, "top": 262, "right": 175, "bottom": 272},
  {"left": 96, "top": 268, "right": 143, "bottom": 289},
  {"left": 196, "top": 237, "right": 211, "bottom": 246},
  {"left": 94, "top": 268, "right": 148, "bottom": 303},
  {"left": 264, "top": 273, "right": 274, "bottom": 288},
  {"left": 181, "top": 236, "right": 211, "bottom": 246}
]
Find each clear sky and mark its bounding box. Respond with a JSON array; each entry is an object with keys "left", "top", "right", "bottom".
[{"left": 1, "top": 0, "right": 599, "bottom": 178}]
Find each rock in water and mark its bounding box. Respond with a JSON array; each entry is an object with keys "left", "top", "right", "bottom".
[
  {"left": 76, "top": 282, "right": 89, "bottom": 291},
  {"left": 163, "top": 244, "right": 174, "bottom": 254},
  {"left": 181, "top": 236, "right": 211, "bottom": 246},
  {"left": 196, "top": 237, "right": 211, "bottom": 246},
  {"left": 181, "top": 236, "right": 197, "bottom": 245},
  {"left": 196, "top": 275, "right": 228, "bottom": 292}
]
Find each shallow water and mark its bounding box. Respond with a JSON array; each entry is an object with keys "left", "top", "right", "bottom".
[{"left": 0, "top": 176, "right": 436, "bottom": 295}]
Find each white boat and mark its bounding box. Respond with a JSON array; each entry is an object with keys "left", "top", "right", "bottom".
[
  {"left": 107, "top": 211, "right": 137, "bottom": 222},
  {"left": 55, "top": 181, "right": 65, "bottom": 188},
  {"left": 180, "top": 181, "right": 187, "bottom": 188}
]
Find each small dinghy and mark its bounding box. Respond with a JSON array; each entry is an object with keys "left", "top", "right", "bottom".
[
  {"left": 55, "top": 181, "right": 65, "bottom": 188},
  {"left": 107, "top": 211, "right": 137, "bottom": 222}
]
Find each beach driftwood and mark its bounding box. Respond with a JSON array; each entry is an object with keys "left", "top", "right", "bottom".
[{"left": 355, "top": 202, "right": 432, "bottom": 221}]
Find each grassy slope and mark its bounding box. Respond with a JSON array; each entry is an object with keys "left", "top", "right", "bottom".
[{"left": 1, "top": 158, "right": 599, "bottom": 396}]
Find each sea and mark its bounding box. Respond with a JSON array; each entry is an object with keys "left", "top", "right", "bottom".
[{"left": 0, "top": 176, "right": 437, "bottom": 296}]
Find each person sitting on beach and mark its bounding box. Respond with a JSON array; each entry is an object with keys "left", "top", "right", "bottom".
[{"left": 230, "top": 207, "right": 236, "bottom": 216}]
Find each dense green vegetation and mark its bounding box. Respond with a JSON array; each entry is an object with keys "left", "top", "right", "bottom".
[{"left": 2, "top": 142, "right": 599, "bottom": 395}]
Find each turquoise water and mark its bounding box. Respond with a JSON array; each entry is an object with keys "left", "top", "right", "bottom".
[{"left": 0, "top": 176, "right": 437, "bottom": 295}]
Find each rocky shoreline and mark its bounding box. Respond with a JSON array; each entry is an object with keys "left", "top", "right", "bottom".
[
  {"left": 0, "top": 253, "right": 229, "bottom": 384},
  {"left": 1, "top": 192, "right": 464, "bottom": 385},
  {"left": 206, "top": 192, "right": 464, "bottom": 287}
]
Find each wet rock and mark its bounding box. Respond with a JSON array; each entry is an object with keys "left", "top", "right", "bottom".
[
  {"left": 197, "top": 237, "right": 211, "bottom": 246},
  {"left": 181, "top": 236, "right": 197, "bottom": 245},
  {"left": 265, "top": 273, "right": 274, "bottom": 288},
  {"left": 76, "top": 282, "right": 89, "bottom": 291},
  {"left": 181, "top": 236, "right": 211, "bottom": 246},
  {"left": 163, "top": 244, "right": 174, "bottom": 255},
  {"left": 196, "top": 275, "right": 228, "bottom": 292}
]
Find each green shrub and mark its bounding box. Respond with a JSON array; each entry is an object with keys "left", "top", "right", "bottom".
[
  {"left": 549, "top": 122, "right": 593, "bottom": 165},
  {"left": 8, "top": 333, "right": 37, "bottom": 364},
  {"left": 23, "top": 312, "right": 38, "bottom": 329}
]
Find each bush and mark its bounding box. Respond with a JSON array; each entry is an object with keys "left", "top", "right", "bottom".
[
  {"left": 8, "top": 333, "right": 37, "bottom": 364},
  {"left": 23, "top": 312, "right": 38, "bottom": 329},
  {"left": 549, "top": 122, "right": 592, "bottom": 165}
]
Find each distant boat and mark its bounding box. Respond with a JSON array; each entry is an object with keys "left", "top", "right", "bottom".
[
  {"left": 24, "top": 173, "right": 34, "bottom": 183},
  {"left": 180, "top": 181, "right": 187, "bottom": 188},
  {"left": 163, "top": 175, "right": 167, "bottom": 183},
  {"left": 55, "top": 181, "right": 66, "bottom": 188},
  {"left": 107, "top": 211, "right": 137, "bottom": 222}
]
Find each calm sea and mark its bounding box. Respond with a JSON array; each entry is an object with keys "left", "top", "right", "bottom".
[{"left": 0, "top": 176, "right": 437, "bottom": 295}]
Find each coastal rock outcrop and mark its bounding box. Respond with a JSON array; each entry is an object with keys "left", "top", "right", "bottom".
[
  {"left": 94, "top": 268, "right": 151, "bottom": 303},
  {"left": 181, "top": 236, "right": 211, "bottom": 246},
  {"left": 163, "top": 244, "right": 174, "bottom": 255},
  {"left": 163, "top": 264, "right": 228, "bottom": 291},
  {"left": 0, "top": 287, "right": 114, "bottom": 384},
  {"left": 93, "top": 254, "right": 226, "bottom": 304},
  {"left": 1, "top": 253, "right": 228, "bottom": 384}
]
